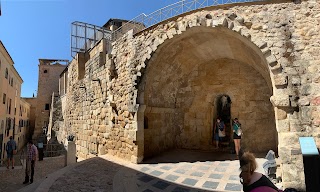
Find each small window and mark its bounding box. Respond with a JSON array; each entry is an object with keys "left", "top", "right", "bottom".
[
  {"left": 2, "top": 93, "right": 6, "bottom": 104},
  {"left": 5, "top": 68, "right": 8, "bottom": 79},
  {"left": 44, "top": 70, "right": 48, "bottom": 73},
  {"left": 45, "top": 103, "right": 50, "bottom": 110}
]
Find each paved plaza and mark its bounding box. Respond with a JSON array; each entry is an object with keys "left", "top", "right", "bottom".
[{"left": 7, "top": 149, "right": 282, "bottom": 192}]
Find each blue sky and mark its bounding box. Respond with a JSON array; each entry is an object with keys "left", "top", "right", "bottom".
[{"left": 0, "top": 0, "right": 179, "bottom": 97}]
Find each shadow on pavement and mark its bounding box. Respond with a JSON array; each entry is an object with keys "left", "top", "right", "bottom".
[{"left": 47, "top": 156, "right": 224, "bottom": 192}]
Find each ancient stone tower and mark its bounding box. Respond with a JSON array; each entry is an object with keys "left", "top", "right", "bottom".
[{"left": 33, "top": 59, "right": 67, "bottom": 138}]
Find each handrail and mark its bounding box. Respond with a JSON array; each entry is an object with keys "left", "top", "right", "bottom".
[{"left": 112, "top": 0, "right": 266, "bottom": 41}]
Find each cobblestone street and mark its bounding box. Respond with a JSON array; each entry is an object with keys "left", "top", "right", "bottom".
[
  {"left": 11, "top": 149, "right": 282, "bottom": 192},
  {"left": 0, "top": 156, "right": 65, "bottom": 192}
]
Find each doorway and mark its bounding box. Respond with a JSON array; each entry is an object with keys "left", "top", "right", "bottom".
[{"left": 213, "top": 95, "right": 232, "bottom": 148}]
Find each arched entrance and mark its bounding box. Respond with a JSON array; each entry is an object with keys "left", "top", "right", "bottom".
[
  {"left": 138, "top": 26, "right": 277, "bottom": 159},
  {"left": 212, "top": 94, "right": 232, "bottom": 148}
]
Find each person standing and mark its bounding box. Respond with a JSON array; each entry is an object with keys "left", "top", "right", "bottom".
[
  {"left": 6, "top": 136, "right": 17, "bottom": 169},
  {"left": 213, "top": 117, "right": 225, "bottom": 149},
  {"left": 233, "top": 118, "right": 242, "bottom": 158},
  {"left": 23, "top": 140, "right": 38, "bottom": 184}
]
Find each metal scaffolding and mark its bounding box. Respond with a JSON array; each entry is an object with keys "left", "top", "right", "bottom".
[{"left": 71, "top": 21, "right": 111, "bottom": 58}]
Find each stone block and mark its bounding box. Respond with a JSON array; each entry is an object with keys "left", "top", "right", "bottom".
[
  {"left": 298, "top": 97, "right": 310, "bottom": 106},
  {"left": 281, "top": 163, "right": 304, "bottom": 185},
  {"left": 212, "top": 17, "right": 228, "bottom": 27},
  {"left": 270, "top": 95, "right": 290, "bottom": 107},
  {"left": 276, "top": 108, "right": 287, "bottom": 120},
  {"left": 300, "top": 85, "right": 311, "bottom": 96},
  {"left": 291, "top": 76, "right": 301, "bottom": 86},
  {"left": 232, "top": 26, "right": 242, "bottom": 33},
  {"left": 274, "top": 74, "right": 288, "bottom": 86},
  {"left": 300, "top": 106, "right": 312, "bottom": 123},
  {"left": 277, "top": 119, "right": 289, "bottom": 132},
  {"left": 266, "top": 55, "right": 277, "bottom": 67},
  {"left": 254, "top": 40, "right": 267, "bottom": 49},
  {"left": 270, "top": 62, "right": 282, "bottom": 73},
  {"left": 311, "top": 96, "right": 320, "bottom": 105}
]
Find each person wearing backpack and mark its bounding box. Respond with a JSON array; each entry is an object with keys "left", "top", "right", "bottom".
[
  {"left": 233, "top": 118, "right": 242, "bottom": 158},
  {"left": 6, "top": 136, "right": 17, "bottom": 169}
]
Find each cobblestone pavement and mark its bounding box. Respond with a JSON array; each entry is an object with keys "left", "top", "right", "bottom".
[
  {"left": 113, "top": 150, "right": 262, "bottom": 192},
  {"left": 10, "top": 149, "right": 282, "bottom": 192},
  {"left": 34, "top": 149, "right": 281, "bottom": 192},
  {"left": 0, "top": 155, "right": 66, "bottom": 192}
]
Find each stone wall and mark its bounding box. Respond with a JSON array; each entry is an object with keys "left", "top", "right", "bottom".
[
  {"left": 57, "top": 0, "right": 320, "bottom": 189},
  {"left": 34, "top": 62, "right": 66, "bottom": 137}
]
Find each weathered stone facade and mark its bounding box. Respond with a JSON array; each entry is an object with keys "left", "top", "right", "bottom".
[
  {"left": 54, "top": 0, "right": 320, "bottom": 190},
  {"left": 34, "top": 59, "right": 67, "bottom": 138}
]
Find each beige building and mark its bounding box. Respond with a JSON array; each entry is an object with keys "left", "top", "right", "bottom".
[
  {"left": 23, "top": 97, "right": 37, "bottom": 138},
  {"left": 33, "top": 59, "right": 67, "bottom": 138},
  {"left": 16, "top": 99, "right": 31, "bottom": 150},
  {"left": 0, "top": 41, "right": 29, "bottom": 161}
]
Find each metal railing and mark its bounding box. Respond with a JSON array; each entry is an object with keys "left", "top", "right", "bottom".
[
  {"left": 112, "top": 0, "right": 265, "bottom": 40},
  {"left": 71, "top": 0, "right": 266, "bottom": 56}
]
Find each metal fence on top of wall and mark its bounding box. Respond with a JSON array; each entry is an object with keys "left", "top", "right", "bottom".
[
  {"left": 71, "top": 0, "right": 266, "bottom": 57},
  {"left": 112, "top": 0, "right": 266, "bottom": 40}
]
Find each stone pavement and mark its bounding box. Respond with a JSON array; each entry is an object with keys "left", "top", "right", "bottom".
[
  {"left": 16, "top": 149, "right": 282, "bottom": 192},
  {"left": 0, "top": 155, "right": 65, "bottom": 192}
]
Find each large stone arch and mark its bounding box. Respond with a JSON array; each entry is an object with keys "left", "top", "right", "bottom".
[{"left": 134, "top": 14, "right": 285, "bottom": 158}]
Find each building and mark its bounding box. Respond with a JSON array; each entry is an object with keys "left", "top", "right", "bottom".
[
  {"left": 0, "top": 41, "right": 29, "bottom": 161},
  {"left": 16, "top": 98, "right": 31, "bottom": 150},
  {"left": 33, "top": 59, "right": 68, "bottom": 139}
]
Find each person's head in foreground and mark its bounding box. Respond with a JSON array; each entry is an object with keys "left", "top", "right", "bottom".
[
  {"left": 239, "top": 152, "right": 280, "bottom": 192},
  {"left": 239, "top": 152, "right": 257, "bottom": 185}
]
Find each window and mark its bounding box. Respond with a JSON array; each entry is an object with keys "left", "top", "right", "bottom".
[
  {"left": 1, "top": 120, "right": 4, "bottom": 131},
  {"left": 2, "top": 93, "right": 6, "bottom": 104},
  {"left": 5, "top": 68, "right": 8, "bottom": 79},
  {"left": 8, "top": 99, "right": 11, "bottom": 114},
  {"left": 44, "top": 69, "right": 48, "bottom": 73},
  {"left": 45, "top": 103, "right": 50, "bottom": 110}
]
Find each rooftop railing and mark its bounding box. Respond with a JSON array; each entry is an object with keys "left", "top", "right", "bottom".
[
  {"left": 112, "top": 0, "right": 266, "bottom": 41},
  {"left": 71, "top": 0, "right": 266, "bottom": 57}
]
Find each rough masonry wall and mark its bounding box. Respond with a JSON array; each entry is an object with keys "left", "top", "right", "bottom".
[
  {"left": 63, "top": 41, "right": 138, "bottom": 161},
  {"left": 109, "top": 1, "right": 320, "bottom": 189},
  {"left": 60, "top": 0, "right": 320, "bottom": 189}
]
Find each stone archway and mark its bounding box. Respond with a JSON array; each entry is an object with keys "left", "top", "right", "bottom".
[{"left": 137, "top": 26, "right": 277, "bottom": 158}]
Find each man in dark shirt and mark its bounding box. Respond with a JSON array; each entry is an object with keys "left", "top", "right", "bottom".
[{"left": 6, "top": 136, "right": 17, "bottom": 169}]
